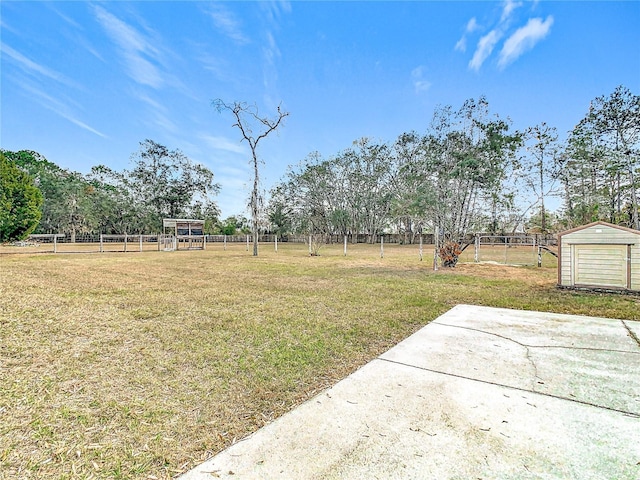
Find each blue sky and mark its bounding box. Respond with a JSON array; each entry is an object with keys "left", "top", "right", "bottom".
[{"left": 1, "top": 1, "right": 639, "bottom": 218}]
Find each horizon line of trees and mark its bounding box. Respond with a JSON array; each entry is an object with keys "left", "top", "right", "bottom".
[
  {"left": 266, "top": 85, "right": 638, "bottom": 245},
  {"left": 1, "top": 140, "right": 223, "bottom": 242},
  {"left": 1, "top": 85, "right": 638, "bottom": 244}
]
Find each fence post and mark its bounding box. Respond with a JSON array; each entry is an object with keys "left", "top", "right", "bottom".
[
  {"left": 380, "top": 235, "right": 384, "bottom": 259},
  {"left": 100, "top": 234, "right": 104, "bottom": 253},
  {"left": 433, "top": 225, "right": 438, "bottom": 271},
  {"left": 504, "top": 239, "right": 508, "bottom": 264},
  {"left": 537, "top": 245, "right": 542, "bottom": 267},
  {"left": 275, "top": 235, "right": 278, "bottom": 253},
  {"left": 54, "top": 234, "right": 57, "bottom": 254},
  {"left": 308, "top": 235, "right": 312, "bottom": 255},
  {"left": 419, "top": 235, "right": 423, "bottom": 261},
  {"left": 246, "top": 235, "right": 249, "bottom": 252},
  {"left": 344, "top": 235, "right": 347, "bottom": 256},
  {"left": 124, "top": 233, "right": 127, "bottom": 252},
  {"left": 474, "top": 234, "right": 479, "bottom": 263},
  {"left": 224, "top": 235, "right": 227, "bottom": 251},
  {"left": 139, "top": 235, "right": 143, "bottom": 252}
]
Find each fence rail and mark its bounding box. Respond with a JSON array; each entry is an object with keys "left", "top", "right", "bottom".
[
  {"left": 455, "top": 234, "right": 558, "bottom": 266},
  {"left": 13, "top": 231, "right": 557, "bottom": 246},
  {"left": 2, "top": 232, "right": 558, "bottom": 266}
]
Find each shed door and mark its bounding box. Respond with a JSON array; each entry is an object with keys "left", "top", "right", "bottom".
[{"left": 573, "top": 244, "right": 628, "bottom": 288}]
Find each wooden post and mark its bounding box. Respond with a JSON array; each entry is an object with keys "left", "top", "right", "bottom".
[
  {"left": 100, "top": 233, "right": 104, "bottom": 253},
  {"left": 380, "top": 235, "right": 384, "bottom": 259},
  {"left": 474, "top": 234, "right": 480, "bottom": 263},
  {"left": 54, "top": 234, "right": 57, "bottom": 254},
  {"left": 344, "top": 235, "right": 347, "bottom": 256},
  {"left": 275, "top": 235, "right": 278, "bottom": 253},
  {"left": 139, "top": 235, "right": 143, "bottom": 252},
  {"left": 224, "top": 235, "right": 227, "bottom": 251},
  {"left": 203, "top": 235, "right": 207, "bottom": 250},
  {"left": 433, "top": 226, "right": 438, "bottom": 271},
  {"left": 246, "top": 235, "right": 249, "bottom": 251},
  {"left": 124, "top": 233, "right": 127, "bottom": 252},
  {"left": 537, "top": 245, "right": 542, "bottom": 267},
  {"left": 419, "top": 235, "right": 423, "bottom": 261},
  {"left": 309, "top": 235, "right": 312, "bottom": 255}
]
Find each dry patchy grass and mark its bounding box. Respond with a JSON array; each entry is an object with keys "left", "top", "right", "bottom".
[{"left": 1, "top": 243, "right": 638, "bottom": 479}]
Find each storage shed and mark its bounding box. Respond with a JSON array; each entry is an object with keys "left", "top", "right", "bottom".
[{"left": 558, "top": 221, "right": 640, "bottom": 293}]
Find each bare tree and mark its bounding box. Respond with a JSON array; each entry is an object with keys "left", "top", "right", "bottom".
[
  {"left": 520, "top": 123, "right": 562, "bottom": 232},
  {"left": 213, "top": 100, "right": 289, "bottom": 255}
]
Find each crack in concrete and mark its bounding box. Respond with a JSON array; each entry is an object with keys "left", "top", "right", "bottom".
[
  {"left": 621, "top": 320, "right": 640, "bottom": 348},
  {"left": 433, "top": 321, "right": 541, "bottom": 391},
  {"left": 431, "top": 320, "right": 640, "bottom": 400},
  {"left": 376, "top": 357, "right": 640, "bottom": 419},
  {"left": 434, "top": 321, "right": 640, "bottom": 354}
]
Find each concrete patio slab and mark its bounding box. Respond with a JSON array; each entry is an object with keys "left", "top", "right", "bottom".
[{"left": 179, "top": 304, "right": 640, "bottom": 480}]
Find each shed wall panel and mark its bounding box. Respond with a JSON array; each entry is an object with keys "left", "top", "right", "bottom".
[
  {"left": 574, "top": 245, "right": 627, "bottom": 288},
  {"left": 632, "top": 245, "right": 640, "bottom": 290},
  {"left": 559, "top": 239, "right": 572, "bottom": 286}
]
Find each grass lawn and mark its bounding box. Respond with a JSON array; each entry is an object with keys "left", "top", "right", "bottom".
[{"left": 1, "top": 242, "right": 638, "bottom": 479}]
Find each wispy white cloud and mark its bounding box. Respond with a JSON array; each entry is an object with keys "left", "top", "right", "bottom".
[
  {"left": 76, "top": 35, "right": 106, "bottom": 63},
  {"left": 454, "top": 37, "right": 467, "bottom": 53},
  {"left": 192, "top": 46, "right": 246, "bottom": 88},
  {"left": 137, "top": 92, "right": 166, "bottom": 113},
  {"left": 263, "top": 31, "right": 281, "bottom": 67},
  {"left": 49, "top": 5, "right": 83, "bottom": 30},
  {"left": 469, "top": 29, "right": 502, "bottom": 71},
  {"left": 199, "top": 134, "right": 247, "bottom": 154},
  {"left": 454, "top": 17, "right": 479, "bottom": 53},
  {"left": 411, "top": 66, "right": 431, "bottom": 94},
  {"left": 151, "top": 113, "right": 178, "bottom": 134},
  {"left": 259, "top": 2, "right": 292, "bottom": 111},
  {"left": 461, "top": 0, "right": 552, "bottom": 71},
  {"left": 0, "top": 17, "right": 18, "bottom": 35},
  {"left": 92, "top": 5, "right": 164, "bottom": 88},
  {"left": 218, "top": 164, "right": 249, "bottom": 179},
  {"left": 262, "top": 30, "right": 282, "bottom": 101},
  {"left": 498, "top": 16, "right": 554, "bottom": 68},
  {"left": 58, "top": 113, "right": 107, "bottom": 139},
  {"left": 136, "top": 91, "right": 179, "bottom": 133},
  {"left": 44, "top": 4, "right": 106, "bottom": 63},
  {"left": 1, "top": 42, "right": 78, "bottom": 88},
  {"left": 501, "top": 0, "right": 523, "bottom": 23},
  {"left": 261, "top": 1, "right": 292, "bottom": 24},
  {"left": 204, "top": 3, "right": 250, "bottom": 45},
  {"left": 19, "top": 82, "right": 107, "bottom": 138}
]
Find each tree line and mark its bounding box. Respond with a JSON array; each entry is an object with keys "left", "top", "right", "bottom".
[
  {"left": 1, "top": 140, "right": 222, "bottom": 242},
  {"left": 1, "top": 85, "right": 638, "bottom": 245},
  {"left": 268, "top": 86, "right": 639, "bottom": 245}
]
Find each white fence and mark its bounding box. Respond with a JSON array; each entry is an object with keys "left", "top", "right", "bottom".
[{"left": 456, "top": 235, "right": 558, "bottom": 266}]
